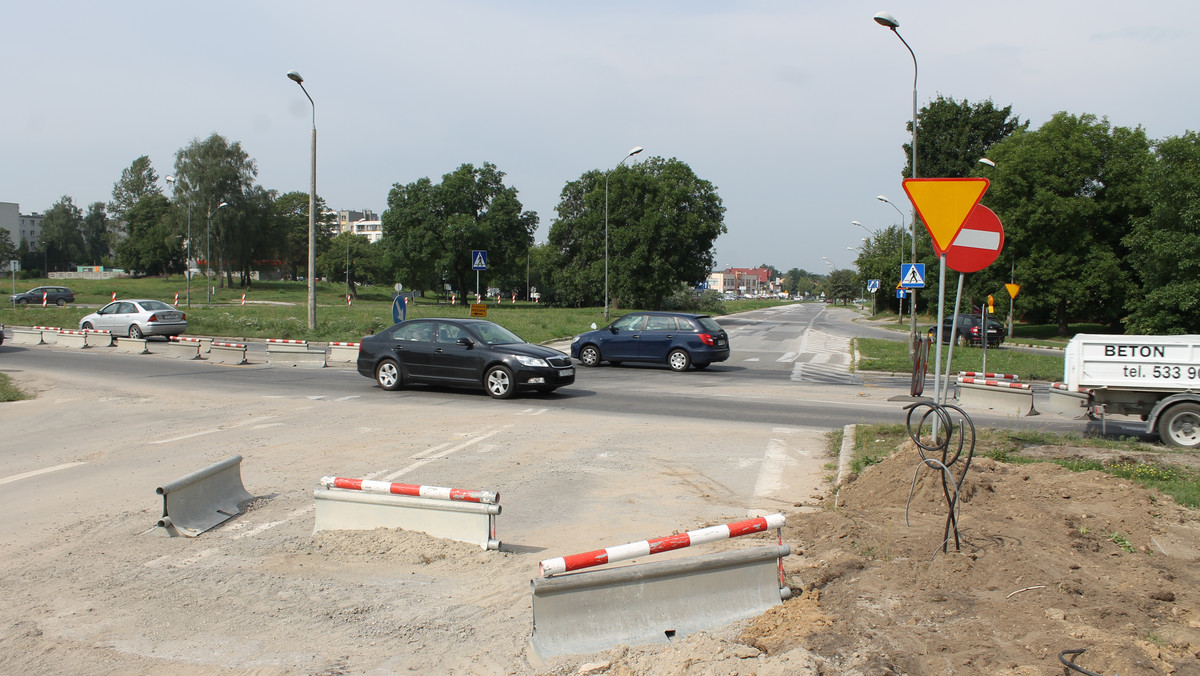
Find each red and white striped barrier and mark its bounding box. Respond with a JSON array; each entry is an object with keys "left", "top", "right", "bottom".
[
  {"left": 957, "top": 376, "right": 1030, "bottom": 390},
  {"left": 539, "top": 513, "right": 785, "bottom": 577},
  {"left": 212, "top": 341, "right": 246, "bottom": 349},
  {"left": 240, "top": 293, "right": 247, "bottom": 306},
  {"left": 42, "top": 291, "right": 48, "bottom": 307},
  {"left": 329, "top": 341, "right": 360, "bottom": 347},
  {"left": 173, "top": 292, "right": 179, "bottom": 306},
  {"left": 32, "top": 326, "right": 60, "bottom": 331},
  {"left": 451, "top": 294, "right": 457, "bottom": 305},
  {"left": 171, "top": 336, "right": 203, "bottom": 343},
  {"left": 111, "top": 292, "right": 117, "bottom": 301},
  {"left": 958, "top": 371, "right": 1018, "bottom": 380},
  {"left": 266, "top": 338, "right": 307, "bottom": 345},
  {"left": 320, "top": 476, "right": 498, "bottom": 504},
  {"left": 511, "top": 293, "right": 516, "bottom": 304},
  {"left": 346, "top": 294, "right": 352, "bottom": 306}
]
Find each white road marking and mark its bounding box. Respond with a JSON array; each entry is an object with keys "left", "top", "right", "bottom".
[
  {"left": 0, "top": 461, "right": 87, "bottom": 486},
  {"left": 752, "top": 438, "right": 790, "bottom": 498},
  {"left": 743, "top": 357, "right": 760, "bottom": 362},
  {"left": 334, "top": 395, "right": 360, "bottom": 402},
  {"left": 777, "top": 352, "right": 797, "bottom": 362},
  {"left": 152, "top": 429, "right": 219, "bottom": 444},
  {"left": 385, "top": 426, "right": 513, "bottom": 480}
]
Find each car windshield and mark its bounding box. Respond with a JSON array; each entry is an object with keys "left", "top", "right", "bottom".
[{"left": 471, "top": 322, "right": 525, "bottom": 345}]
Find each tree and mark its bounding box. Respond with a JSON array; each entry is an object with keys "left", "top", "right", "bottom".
[
  {"left": 827, "top": 269, "right": 859, "bottom": 304},
  {"left": 905, "top": 96, "right": 1026, "bottom": 180},
  {"left": 81, "top": 202, "right": 111, "bottom": 266},
  {"left": 548, "top": 156, "right": 725, "bottom": 309},
  {"left": 982, "top": 113, "right": 1151, "bottom": 334},
  {"left": 109, "top": 156, "right": 160, "bottom": 224},
  {"left": 273, "top": 191, "right": 332, "bottom": 281},
  {"left": 0, "top": 228, "right": 16, "bottom": 267},
  {"left": 40, "top": 196, "right": 86, "bottom": 272},
  {"left": 318, "top": 232, "right": 384, "bottom": 298},
  {"left": 171, "top": 134, "right": 258, "bottom": 287},
  {"left": 1123, "top": 132, "right": 1200, "bottom": 333},
  {"left": 382, "top": 162, "right": 537, "bottom": 297},
  {"left": 115, "top": 193, "right": 181, "bottom": 277}
]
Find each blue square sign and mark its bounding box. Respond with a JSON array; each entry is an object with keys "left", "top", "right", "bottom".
[
  {"left": 900, "top": 263, "right": 925, "bottom": 288},
  {"left": 471, "top": 250, "right": 488, "bottom": 270}
]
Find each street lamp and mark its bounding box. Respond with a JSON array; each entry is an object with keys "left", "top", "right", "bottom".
[
  {"left": 604, "top": 145, "right": 643, "bottom": 321},
  {"left": 165, "top": 175, "right": 193, "bottom": 307},
  {"left": 206, "top": 201, "right": 227, "bottom": 304},
  {"left": 288, "top": 69, "right": 317, "bottom": 331},
  {"left": 874, "top": 11, "right": 920, "bottom": 348}
]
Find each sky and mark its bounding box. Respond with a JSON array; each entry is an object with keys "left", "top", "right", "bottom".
[{"left": 3, "top": 1, "right": 1197, "bottom": 275}]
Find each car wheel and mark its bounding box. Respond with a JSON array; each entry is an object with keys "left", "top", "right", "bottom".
[
  {"left": 668, "top": 349, "right": 691, "bottom": 372},
  {"left": 578, "top": 345, "right": 601, "bottom": 367},
  {"left": 956, "top": 334, "right": 968, "bottom": 348},
  {"left": 129, "top": 324, "right": 144, "bottom": 339},
  {"left": 693, "top": 362, "right": 710, "bottom": 370},
  {"left": 375, "top": 359, "right": 402, "bottom": 391},
  {"left": 1157, "top": 403, "right": 1200, "bottom": 449},
  {"left": 56, "top": 298, "right": 65, "bottom": 307},
  {"left": 485, "top": 365, "right": 515, "bottom": 399},
  {"left": 81, "top": 322, "right": 94, "bottom": 330},
  {"left": 16, "top": 298, "right": 26, "bottom": 305}
]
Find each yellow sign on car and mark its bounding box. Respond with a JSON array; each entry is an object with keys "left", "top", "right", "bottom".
[{"left": 470, "top": 303, "right": 488, "bottom": 317}]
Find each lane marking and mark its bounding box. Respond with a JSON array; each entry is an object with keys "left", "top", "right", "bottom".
[
  {"left": 752, "top": 438, "right": 790, "bottom": 498},
  {"left": 385, "top": 426, "right": 512, "bottom": 481},
  {"left": 152, "top": 429, "right": 219, "bottom": 444},
  {"left": 0, "top": 461, "right": 87, "bottom": 486}
]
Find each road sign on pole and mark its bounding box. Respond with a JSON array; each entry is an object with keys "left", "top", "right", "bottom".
[
  {"left": 902, "top": 178, "right": 990, "bottom": 255},
  {"left": 946, "top": 205, "right": 1004, "bottom": 273},
  {"left": 867, "top": 279, "right": 880, "bottom": 293},
  {"left": 900, "top": 263, "right": 925, "bottom": 288},
  {"left": 471, "top": 250, "right": 488, "bottom": 270}
]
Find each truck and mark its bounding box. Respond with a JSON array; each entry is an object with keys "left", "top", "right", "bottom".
[{"left": 1058, "top": 334, "right": 1200, "bottom": 448}]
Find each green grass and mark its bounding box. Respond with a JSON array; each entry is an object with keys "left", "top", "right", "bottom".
[
  {"left": 2, "top": 276, "right": 794, "bottom": 344},
  {"left": 854, "top": 337, "right": 1066, "bottom": 382},
  {"left": 846, "top": 424, "right": 1200, "bottom": 509},
  {"left": 0, "top": 373, "right": 31, "bottom": 402}
]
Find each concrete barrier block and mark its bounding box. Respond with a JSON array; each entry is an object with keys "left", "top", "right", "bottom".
[
  {"left": 56, "top": 331, "right": 89, "bottom": 348},
  {"left": 113, "top": 337, "right": 149, "bottom": 354},
  {"left": 209, "top": 342, "right": 247, "bottom": 365},
  {"left": 957, "top": 381, "right": 1034, "bottom": 416},
  {"left": 83, "top": 330, "right": 113, "bottom": 347},
  {"left": 327, "top": 343, "right": 360, "bottom": 363},
  {"left": 164, "top": 339, "right": 201, "bottom": 359},
  {"left": 10, "top": 328, "right": 46, "bottom": 345},
  {"left": 268, "top": 344, "right": 325, "bottom": 368},
  {"left": 1043, "top": 388, "right": 1091, "bottom": 418}
]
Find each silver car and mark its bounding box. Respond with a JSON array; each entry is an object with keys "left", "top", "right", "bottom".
[{"left": 79, "top": 299, "right": 187, "bottom": 339}]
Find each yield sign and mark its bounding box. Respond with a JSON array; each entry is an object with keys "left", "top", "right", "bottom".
[
  {"left": 902, "top": 178, "right": 989, "bottom": 256},
  {"left": 1005, "top": 283, "right": 1021, "bottom": 299},
  {"left": 946, "top": 205, "right": 1004, "bottom": 273}
]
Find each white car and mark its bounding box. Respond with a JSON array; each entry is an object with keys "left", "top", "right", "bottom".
[{"left": 79, "top": 299, "right": 187, "bottom": 339}]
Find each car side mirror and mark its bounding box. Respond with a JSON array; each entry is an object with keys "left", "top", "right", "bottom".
[{"left": 456, "top": 337, "right": 474, "bottom": 348}]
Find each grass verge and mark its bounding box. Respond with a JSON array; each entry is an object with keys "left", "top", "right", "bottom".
[{"left": 0, "top": 373, "right": 31, "bottom": 402}]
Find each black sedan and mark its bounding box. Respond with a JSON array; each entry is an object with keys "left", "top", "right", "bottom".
[{"left": 356, "top": 318, "right": 575, "bottom": 399}]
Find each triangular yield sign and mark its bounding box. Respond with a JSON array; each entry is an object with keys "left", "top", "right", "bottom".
[{"left": 902, "top": 178, "right": 989, "bottom": 256}]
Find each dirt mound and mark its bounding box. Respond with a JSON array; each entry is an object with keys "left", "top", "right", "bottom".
[{"left": 739, "top": 441, "right": 1200, "bottom": 675}]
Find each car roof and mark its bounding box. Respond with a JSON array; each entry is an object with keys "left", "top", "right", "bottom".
[{"left": 626, "top": 311, "right": 708, "bottom": 318}]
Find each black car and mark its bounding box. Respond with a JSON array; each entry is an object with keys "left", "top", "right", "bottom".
[
  {"left": 356, "top": 318, "right": 575, "bottom": 399},
  {"left": 927, "top": 314, "right": 1004, "bottom": 347},
  {"left": 570, "top": 311, "right": 730, "bottom": 371},
  {"left": 11, "top": 286, "right": 75, "bottom": 306}
]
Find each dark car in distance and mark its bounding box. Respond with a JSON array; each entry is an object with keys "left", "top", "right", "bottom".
[
  {"left": 11, "top": 286, "right": 74, "bottom": 306},
  {"left": 927, "top": 314, "right": 1005, "bottom": 348},
  {"left": 356, "top": 318, "right": 574, "bottom": 399},
  {"left": 571, "top": 311, "right": 730, "bottom": 371}
]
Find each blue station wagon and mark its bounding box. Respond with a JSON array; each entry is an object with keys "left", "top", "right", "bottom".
[{"left": 571, "top": 311, "right": 730, "bottom": 371}]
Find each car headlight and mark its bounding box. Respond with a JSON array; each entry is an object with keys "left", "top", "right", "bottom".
[{"left": 515, "top": 355, "right": 550, "bottom": 368}]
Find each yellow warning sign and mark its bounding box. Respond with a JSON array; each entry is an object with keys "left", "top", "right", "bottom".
[
  {"left": 1005, "top": 283, "right": 1020, "bottom": 299},
  {"left": 902, "top": 178, "right": 989, "bottom": 256},
  {"left": 470, "top": 303, "right": 488, "bottom": 317}
]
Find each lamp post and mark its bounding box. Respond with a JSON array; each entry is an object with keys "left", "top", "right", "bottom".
[
  {"left": 874, "top": 11, "right": 920, "bottom": 349},
  {"left": 288, "top": 69, "right": 317, "bottom": 331},
  {"left": 604, "top": 145, "right": 643, "bottom": 321},
  {"left": 205, "top": 201, "right": 227, "bottom": 304},
  {"left": 165, "top": 175, "right": 193, "bottom": 307}
]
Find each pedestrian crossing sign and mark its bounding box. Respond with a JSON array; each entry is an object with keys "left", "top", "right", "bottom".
[
  {"left": 471, "top": 250, "right": 488, "bottom": 270},
  {"left": 900, "top": 263, "right": 925, "bottom": 288}
]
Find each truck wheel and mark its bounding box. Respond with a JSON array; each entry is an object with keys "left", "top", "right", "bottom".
[{"left": 1157, "top": 403, "right": 1200, "bottom": 449}]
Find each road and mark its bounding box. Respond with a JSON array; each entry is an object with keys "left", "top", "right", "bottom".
[{"left": 0, "top": 303, "right": 1093, "bottom": 673}]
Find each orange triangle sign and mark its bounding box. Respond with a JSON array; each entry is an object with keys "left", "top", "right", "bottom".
[
  {"left": 902, "top": 178, "right": 989, "bottom": 255},
  {"left": 1005, "top": 283, "right": 1020, "bottom": 299}
]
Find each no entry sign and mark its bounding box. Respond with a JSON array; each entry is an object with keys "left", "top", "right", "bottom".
[{"left": 946, "top": 205, "right": 1004, "bottom": 273}]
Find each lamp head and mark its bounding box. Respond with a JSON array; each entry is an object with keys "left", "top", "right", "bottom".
[
  {"left": 876, "top": 195, "right": 890, "bottom": 203},
  {"left": 628, "top": 146, "right": 644, "bottom": 157},
  {"left": 165, "top": 175, "right": 175, "bottom": 183},
  {"left": 851, "top": 220, "right": 862, "bottom": 227},
  {"left": 978, "top": 158, "right": 996, "bottom": 167},
  {"left": 218, "top": 201, "right": 228, "bottom": 209},
  {"left": 873, "top": 11, "right": 900, "bottom": 29},
  {"left": 287, "top": 70, "right": 304, "bottom": 84}
]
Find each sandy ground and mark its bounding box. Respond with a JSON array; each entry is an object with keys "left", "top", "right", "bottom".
[{"left": 2, "top": 359, "right": 1199, "bottom": 674}]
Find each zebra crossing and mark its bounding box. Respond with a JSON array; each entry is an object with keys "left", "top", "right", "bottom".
[{"left": 724, "top": 320, "right": 862, "bottom": 385}]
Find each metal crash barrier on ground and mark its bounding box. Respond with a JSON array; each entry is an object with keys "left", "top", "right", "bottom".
[
  {"left": 313, "top": 476, "right": 501, "bottom": 549},
  {"left": 956, "top": 376, "right": 1036, "bottom": 416},
  {"left": 267, "top": 338, "right": 326, "bottom": 368},
  {"left": 530, "top": 514, "right": 790, "bottom": 659},
  {"left": 153, "top": 455, "right": 254, "bottom": 537}
]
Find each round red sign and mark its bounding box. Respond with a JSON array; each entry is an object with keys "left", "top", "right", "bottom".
[{"left": 946, "top": 205, "right": 1004, "bottom": 273}]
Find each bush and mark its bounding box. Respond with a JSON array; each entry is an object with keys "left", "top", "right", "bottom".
[{"left": 661, "top": 288, "right": 724, "bottom": 314}]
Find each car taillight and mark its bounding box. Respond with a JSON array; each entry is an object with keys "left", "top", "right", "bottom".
[
  {"left": 699, "top": 333, "right": 715, "bottom": 346},
  {"left": 148, "top": 313, "right": 158, "bottom": 322},
  {"left": 180, "top": 313, "right": 186, "bottom": 320},
  {"left": 971, "top": 326, "right": 979, "bottom": 335}
]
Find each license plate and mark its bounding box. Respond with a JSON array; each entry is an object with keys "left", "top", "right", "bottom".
[
  {"left": 160, "top": 313, "right": 181, "bottom": 321},
  {"left": 559, "top": 369, "right": 574, "bottom": 377},
  {"left": 716, "top": 339, "right": 726, "bottom": 346}
]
